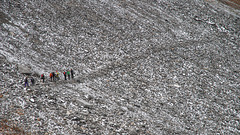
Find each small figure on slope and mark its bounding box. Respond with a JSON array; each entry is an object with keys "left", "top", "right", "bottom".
[
  {"left": 25, "top": 77, "right": 29, "bottom": 87},
  {"left": 41, "top": 74, "right": 45, "bottom": 83},
  {"left": 71, "top": 69, "right": 74, "bottom": 79}
]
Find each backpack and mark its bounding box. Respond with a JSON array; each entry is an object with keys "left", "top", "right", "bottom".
[
  {"left": 63, "top": 72, "right": 66, "bottom": 75},
  {"left": 41, "top": 74, "right": 44, "bottom": 78},
  {"left": 50, "top": 73, "right": 53, "bottom": 77}
]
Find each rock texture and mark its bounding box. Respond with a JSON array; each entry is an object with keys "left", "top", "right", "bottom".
[{"left": 0, "top": 0, "right": 239, "bottom": 134}]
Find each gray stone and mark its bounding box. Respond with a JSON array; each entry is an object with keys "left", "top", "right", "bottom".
[
  {"left": 75, "top": 99, "right": 93, "bottom": 108},
  {"left": 129, "top": 129, "right": 138, "bottom": 135},
  {"left": 18, "top": 64, "right": 32, "bottom": 75},
  {"left": 30, "top": 98, "right": 35, "bottom": 103}
]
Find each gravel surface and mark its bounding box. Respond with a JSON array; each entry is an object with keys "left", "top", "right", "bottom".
[{"left": 0, "top": 0, "right": 239, "bottom": 134}]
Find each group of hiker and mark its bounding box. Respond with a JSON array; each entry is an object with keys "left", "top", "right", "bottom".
[
  {"left": 41, "top": 69, "right": 74, "bottom": 83},
  {"left": 24, "top": 69, "right": 74, "bottom": 87},
  {"left": 24, "top": 77, "right": 35, "bottom": 87}
]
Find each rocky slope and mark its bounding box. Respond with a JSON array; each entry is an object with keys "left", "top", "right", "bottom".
[{"left": 0, "top": 0, "right": 239, "bottom": 134}]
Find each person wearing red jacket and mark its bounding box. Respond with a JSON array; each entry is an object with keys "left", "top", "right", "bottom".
[
  {"left": 50, "top": 73, "right": 53, "bottom": 82},
  {"left": 63, "top": 71, "right": 67, "bottom": 80},
  {"left": 41, "top": 74, "right": 45, "bottom": 83}
]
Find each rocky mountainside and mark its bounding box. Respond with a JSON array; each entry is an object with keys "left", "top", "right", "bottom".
[{"left": 0, "top": 0, "right": 239, "bottom": 134}]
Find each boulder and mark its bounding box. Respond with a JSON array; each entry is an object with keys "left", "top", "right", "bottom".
[
  {"left": 129, "top": 128, "right": 139, "bottom": 135},
  {"left": 18, "top": 64, "right": 32, "bottom": 75},
  {"left": 75, "top": 99, "right": 93, "bottom": 108}
]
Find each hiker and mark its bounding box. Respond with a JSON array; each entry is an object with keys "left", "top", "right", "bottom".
[
  {"left": 71, "top": 69, "right": 74, "bottom": 79},
  {"left": 52, "top": 72, "right": 55, "bottom": 81},
  {"left": 67, "top": 70, "right": 70, "bottom": 80},
  {"left": 31, "top": 77, "right": 35, "bottom": 86},
  {"left": 24, "top": 77, "right": 29, "bottom": 87},
  {"left": 50, "top": 72, "right": 53, "bottom": 82},
  {"left": 56, "top": 70, "right": 60, "bottom": 80},
  {"left": 63, "top": 71, "right": 67, "bottom": 80},
  {"left": 41, "top": 74, "right": 45, "bottom": 83}
]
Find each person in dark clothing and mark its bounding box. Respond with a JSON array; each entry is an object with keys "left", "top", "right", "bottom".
[
  {"left": 71, "top": 69, "right": 74, "bottom": 79},
  {"left": 63, "top": 71, "right": 67, "bottom": 80},
  {"left": 41, "top": 74, "right": 45, "bottom": 83},
  {"left": 31, "top": 77, "right": 35, "bottom": 85},
  {"left": 25, "top": 77, "right": 29, "bottom": 87},
  {"left": 52, "top": 72, "right": 55, "bottom": 81}
]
